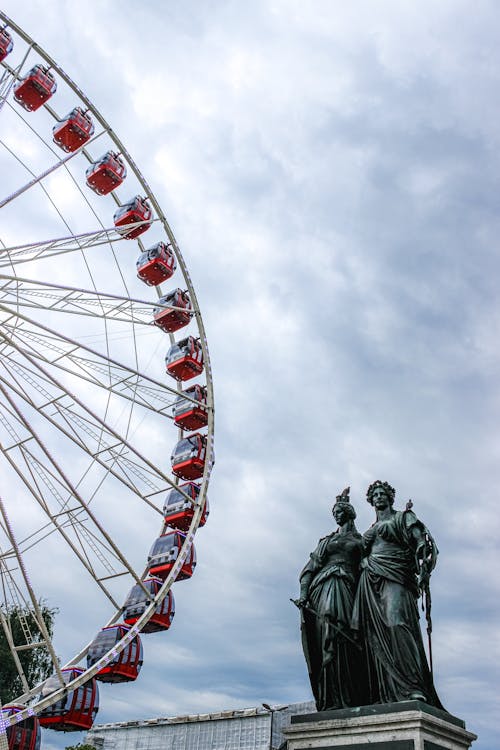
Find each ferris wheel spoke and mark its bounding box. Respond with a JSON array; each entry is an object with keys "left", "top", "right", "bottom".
[
  {"left": 0, "top": 419, "right": 124, "bottom": 596},
  {"left": 0, "top": 307, "right": 180, "bottom": 414},
  {"left": 0, "top": 125, "right": 107, "bottom": 210},
  {"left": 0, "top": 554, "right": 40, "bottom": 695},
  {"left": 0, "top": 90, "right": 144, "bottom": 338},
  {"left": 0, "top": 388, "right": 153, "bottom": 610},
  {"left": 0, "top": 356, "right": 176, "bottom": 507},
  {"left": 0, "top": 495, "right": 64, "bottom": 687},
  {"left": 0, "top": 275, "right": 189, "bottom": 326},
  {"left": 0, "top": 572, "right": 33, "bottom": 691},
  {"left": 0, "top": 589, "right": 59, "bottom": 702},
  {"left": 0, "top": 108, "right": 115, "bottom": 284},
  {"left": 0, "top": 545, "right": 69, "bottom": 705},
  {"left": 0, "top": 140, "right": 77, "bottom": 209},
  {"left": 1, "top": 60, "right": 145, "bottom": 303},
  {"left": 0, "top": 221, "right": 160, "bottom": 268},
  {"left": 0, "top": 97, "right": 115, "bottom": 237}
]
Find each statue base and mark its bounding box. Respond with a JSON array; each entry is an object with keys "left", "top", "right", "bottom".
[{"left": 283, "top": 701, "right": 477, "bottom": 750}]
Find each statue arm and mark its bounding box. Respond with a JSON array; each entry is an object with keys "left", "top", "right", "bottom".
[
  {"left": 407, "top": 516, "right": 438, "bottom": 589},
  {"left": 297, "top": 570, "right": 313, "bottom": 607},
  {"left": 362, "top": 524, "right": 377, "bottom": 555},
  {"left": 297, "top": 537, "right": 327, "bottom": 606}
]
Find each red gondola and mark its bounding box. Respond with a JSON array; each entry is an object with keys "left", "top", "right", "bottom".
[
  {"left": 173, "top": 385, "right": 208, "bottom": 430},
  {"left": 165, "top": 336, "right": 203, "bottom": 381},
  {"left": 171, "top": 433, "right": 206, "bottom": 480},
  {"left": 38, "top": 667, "right": 99, "bottom": 731},
  {"left": 114, "top": 196, "right": 152, "bottom": 239},
  {"left": 123, "top": 577, "right": 175, "bottom": 633},
  {"left": 52, "top": 107, "right": 94, "bottom": 152},
  {"left": 86, "top": 624, "right": 143, "bottom": 683},
  {"left": 136, "top": 242, "right": 176, "bottom": 286},
  {"left": 147, "top": 530, "right": 196, "bottom": 581},
  {"left": 13, "top": 65, "right": 56, "bottom": 112},
  {"left": 85, "top": 151, "right": 127, "bottom": 195},
  {"left": 163, "top": 482, "right": 209, "bottom": 531},
  {"left": 1, "top": 705, "right": 41, "bottom": 750},
  {"left": 153, "top": 289, "right": 192, "bottom": 333},
  {"left": 0, "top": 28, "right": 13, "bottom": 62}
]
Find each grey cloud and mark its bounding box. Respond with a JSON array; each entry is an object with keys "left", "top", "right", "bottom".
[{"left": 1, "top": 1, "right": 499, "bottom": 749}]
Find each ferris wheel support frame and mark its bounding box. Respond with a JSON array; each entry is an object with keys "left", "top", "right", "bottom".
[{"left": 0, "top": 10, "right": 215, "bottom": 729}]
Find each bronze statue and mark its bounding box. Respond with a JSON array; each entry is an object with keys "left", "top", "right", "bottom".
[
  {"left": 296, "top": 481, "right": 443, "bottom": 711},
  {"left": 294, "top": 488, "right": 365, "bottom": 710},
  {"left": 351, "top": 480, "right": 443, "bottom": 706}
]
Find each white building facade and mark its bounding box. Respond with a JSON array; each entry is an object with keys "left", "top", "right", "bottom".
[{"left": 86, "top": 702, "right": 315, "bottom": 750}]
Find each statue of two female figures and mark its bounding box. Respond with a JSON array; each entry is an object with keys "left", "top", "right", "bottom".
[{"left": 296, "top": 481, "right": 443, "bottom": 711}]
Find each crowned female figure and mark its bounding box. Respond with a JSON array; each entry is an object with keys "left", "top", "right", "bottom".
[{"left": 297, "top": 488, "right": 365, "bottom": 710}]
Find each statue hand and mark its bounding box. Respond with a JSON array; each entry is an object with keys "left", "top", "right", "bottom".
[
  {"left": 295, "top": 596, "right": 308, "bottom": 609},
  {"left": 417, "top": 564, "right": 430, "bottom": 589}
]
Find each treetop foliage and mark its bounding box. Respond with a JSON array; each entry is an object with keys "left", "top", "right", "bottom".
[{"left": 0, "top": 602, "right": 57, "bottom": 704}]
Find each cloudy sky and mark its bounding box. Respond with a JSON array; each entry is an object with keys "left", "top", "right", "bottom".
[{"left": 1, "top": 1, "right": 499, "bottom": 749}]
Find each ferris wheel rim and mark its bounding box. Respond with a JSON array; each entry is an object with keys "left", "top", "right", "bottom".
[{"left": 0, "top": 10, "right": 215, "bottom": 727}]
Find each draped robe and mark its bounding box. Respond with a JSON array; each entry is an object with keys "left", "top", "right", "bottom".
[{"left": 351, "top": 510, "right": 443, "bottom": 707}]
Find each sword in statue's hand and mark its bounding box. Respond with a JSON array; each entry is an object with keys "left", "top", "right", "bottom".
[{"left": 290, "top": 598, "right": 361, "bottom": 650}]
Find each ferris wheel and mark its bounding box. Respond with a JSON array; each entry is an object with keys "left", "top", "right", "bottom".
[{"left": 0, "top": 12, "right": 214, "bottom": 747}]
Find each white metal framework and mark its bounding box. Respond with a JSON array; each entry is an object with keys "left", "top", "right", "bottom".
[{"left": 0, "top": 10, "right": 214, "bottom": 733}]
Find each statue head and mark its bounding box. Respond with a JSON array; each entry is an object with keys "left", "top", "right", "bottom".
[
  {"left": 366, "top": 480, "right": 395, "bottom": 506},
  {"left": 332, "top": 486, "right": 357, "bottom": 521}
]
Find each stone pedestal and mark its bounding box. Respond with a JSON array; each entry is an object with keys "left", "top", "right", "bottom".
[{"left": 283, "top": 701, "right": 476, "bottom": 750}]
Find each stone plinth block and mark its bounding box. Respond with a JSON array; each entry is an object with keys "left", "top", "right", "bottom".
[{"left": 283, "top": 701, "right": 476, "bottom": 750}]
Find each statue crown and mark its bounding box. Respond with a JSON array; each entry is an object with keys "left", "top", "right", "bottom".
[{"left": 335, "top": 486, "right": 350, "bottom": 503}]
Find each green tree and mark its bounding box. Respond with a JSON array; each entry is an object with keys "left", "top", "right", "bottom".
[
  {"left": 65, "top": 745, "right": 97, "bottom": 750},
  {"left": 0, "top": 602, "right": 57, "bottom": 704}
]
